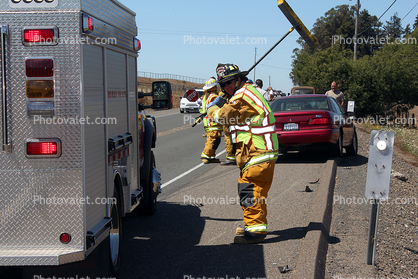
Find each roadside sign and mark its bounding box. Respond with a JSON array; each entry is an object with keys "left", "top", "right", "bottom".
[
  {"left": 365, "top": 130, "right": 394, "bottom": 200},
  {"left": 347, "top": 101, "right": 355, "bottom": 112},
  {"left": 185, "top": 89, "right": 198, "bottom": 102},
  {"left": 365, "top": 130, "right": 394, "bottom": 266}
]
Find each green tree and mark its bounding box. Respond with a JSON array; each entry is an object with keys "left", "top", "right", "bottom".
[
  {"left": 355, "top": 10, "right": 383, "bottom": 56},
  {"left": 291, "top": 9, "right": 418, "bottom": 118},
  {"left": 404, "top": 24, "right": 412, "bottom": 36},
  {"left": 297, "top": 5, "right": 381, "bottom": 57},
  {"left": 383, "top": 13, "right": 404, "bottom": 39},
  {"left": 298, "top": 5, "right": 354, "bottom": 52},
  {"left": 413, "top": 14, "right": 418, "bottom": 29},
  {"left": 347, "top": 29, "right": 418, "bottom": 116},
  {"left": 290, "top": 44, "right": 353, "bottom": 94}
]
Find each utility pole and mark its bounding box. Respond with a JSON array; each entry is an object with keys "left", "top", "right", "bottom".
[
  {"left": 354, "top": 0, "right": 360, "bottom": 60},
  {"left": 253, "top": 47, "right": 257, "bottom": 81}
]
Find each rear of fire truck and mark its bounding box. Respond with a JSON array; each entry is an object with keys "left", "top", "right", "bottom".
[{"left": 0, "top": 0, "right": 162, "bottom": 277}]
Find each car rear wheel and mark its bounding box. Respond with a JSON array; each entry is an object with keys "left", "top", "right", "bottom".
[
  {"left": 331, "top": 131, "right": 343, "bottom": 157},
  {"left": 346, "top": 130, "right": 358, "bottom": 156}
]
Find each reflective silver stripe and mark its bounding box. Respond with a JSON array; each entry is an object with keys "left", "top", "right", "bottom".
[
  {"left": 251, "top": 125, "right": 276, "bottom": 134},
  {"left": 214, "top": 108, "right": 221, "bottom": 123},
  {"left": 243, "top": 89, "right": 270, "bottom": 117},
  {"left": 206, "top": 127, "right": 222, "bottom": 131},
  {"left": 230, "top": 133, "right": 237, "bottom": 142},
  {"left": 241, "top": 153, "right": 278, "bottom": 172},
  {"left": 246, "top": 224, "right": 267, "bottom": 232},
  {"left": 201, "top": 153, "right": 210, "bottom": 159},
  {"left": 230, "top": 125, "right": 249, "bottom": 131},
  {"left": 264, "top": 133, "right": 273, "bottom": 150}
]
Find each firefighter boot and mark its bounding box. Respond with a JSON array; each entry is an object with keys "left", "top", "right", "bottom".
[
  {"left": 234, "top": 231, "right": 266, "bottom": 245},
  {"left": 201, "top": 158, "right": 220, "bottom": 164},
  {"left": 235, "top": 227, "right": 245, "bottom": 235}
]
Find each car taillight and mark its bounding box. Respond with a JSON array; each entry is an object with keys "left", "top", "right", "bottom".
[
  {"left": 26, "top": 59, "right": 53, "bottom": 77},
  {"left": 26, "top": 139, "right": 62, "bottom": 158},
  {"left": 307, "top": 117, "right": 330, "bottom": 125},
  {"left": 22, "top": 27, "right": 58, "bottom": 46}
]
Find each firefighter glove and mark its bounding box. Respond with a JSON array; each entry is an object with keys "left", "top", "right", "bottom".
[{"left": 207, "top": 96, "right": 226, "bottom": 109}]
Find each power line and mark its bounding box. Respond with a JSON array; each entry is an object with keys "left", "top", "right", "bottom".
[
  {"left": 401, "top": 1, "right": 418, "bottom": 22},
  {"left": 357, "top": 0, "right": 397, "bottom": 36}
]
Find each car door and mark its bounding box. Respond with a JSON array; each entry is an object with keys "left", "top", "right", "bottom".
[{"left": 330, "top": 98, "right": 354, "bottom": 145}]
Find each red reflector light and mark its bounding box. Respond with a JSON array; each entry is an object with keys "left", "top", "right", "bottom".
[
  {"left": 82, "top": 14, "right": 94, "bottom": 33},
  {"left": 24, "top": 29, "right": 55, "bottom": 43},
  {"left": 133, "top": 38, "right": 141, "bottom": 51},
  {"left": 60, "top": 233, "right": 71, "bottom": 244},
  {"left": 88, "top": 17, "right": 94, "bottom": 31},
  {"left": 27, "top": 142, "right": 57, "bottom": 155},
  {"left": 26, "top": 138, "right": 61, "bottom": 158},
  {"left": 308, "top": 118, "right": 331, "bottom": 125},
  {"left": 26, "top": 59, "right": 53, "bottom": 77}
]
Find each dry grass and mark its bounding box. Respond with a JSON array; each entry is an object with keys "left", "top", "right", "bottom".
[{"left": 359, "top": 123, "right": 418, "bottom": 163}]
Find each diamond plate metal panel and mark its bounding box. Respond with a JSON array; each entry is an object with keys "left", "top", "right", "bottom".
[
  {"left": 0, "top": 0, "right": 81, "bottom": 11},
  {"left": 0, "top": 11, "right": 85, "bottom": 266},
  {"left": 81, "top": 0, "right": 137, "bottom": 36}
]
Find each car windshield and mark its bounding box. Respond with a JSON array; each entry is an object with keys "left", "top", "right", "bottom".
[
  {"left": 293, "top": 89, "right": 314, "bottom": 95},
  {"left": 270, "top": 96, "right": 330, "bottom": 112}
]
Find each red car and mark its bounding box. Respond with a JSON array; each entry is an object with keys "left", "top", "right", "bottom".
[{"left": 270, "top": 94, "right": 357, "bottom": 156}]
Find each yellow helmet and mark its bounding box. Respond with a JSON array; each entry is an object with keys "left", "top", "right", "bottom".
[{"left": 203, "top": 77, "right": 218, "bottom": 90}]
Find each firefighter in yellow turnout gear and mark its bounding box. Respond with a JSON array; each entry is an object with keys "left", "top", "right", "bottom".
[
  {"left": 217, "top": 90, "right": 236, "bottom": 166},
  {"left": 200, "top": 77, "right": 222, "bottom": 164},
  {"left": 206, "top": 64, "right": 279, "bottom": 244}
]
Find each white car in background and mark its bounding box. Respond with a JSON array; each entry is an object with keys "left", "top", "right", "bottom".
[{"left": 180, "top": 89, "right": 204, "bottom": 113}]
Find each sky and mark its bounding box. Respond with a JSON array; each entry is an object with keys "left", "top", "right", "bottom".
[{"left": 118, "top": 0, "right": 417, "bottom": 94}]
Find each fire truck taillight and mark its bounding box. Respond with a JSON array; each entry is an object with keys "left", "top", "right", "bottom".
[
  {"left": 133, "top": 38, "right": 141, "bottom": 51},
  {"left": 26, "top": 59, "right": 53, "bottom": 77},
  {"left": 60, "top": 233, "right": 72, "bottom": 244},
  {"left": 22, "top": 27, "right": 58, "bottom": 46},
  {"left": 26, "top": 80, "right": 54, "bottom": 98},
  {"left": 27, "top": 101, "right": 54, "bottom": 118},
  {"left": 26, "top": 138, "right": 62, "bottom": 158},
  {"left": 82, "top": 14, "right": 94, "bottom": 33}
]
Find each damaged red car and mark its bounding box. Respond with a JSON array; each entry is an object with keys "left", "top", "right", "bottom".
[{"left": 270, "top": 94, "right": 357, "bottom": 156}]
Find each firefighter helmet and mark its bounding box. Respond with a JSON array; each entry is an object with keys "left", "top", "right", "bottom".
[
  {"left": 203, "top": 77, "right": 218, "bottom": 90},
  {"left": 216, "top": 63, "right": 248, "bottom": 85}
]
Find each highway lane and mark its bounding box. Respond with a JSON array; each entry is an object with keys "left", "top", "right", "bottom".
[
  {"left": 1, "top": 109, "right": 331, "bottom": 278},
  {"left": 150, "top": 110, "right": 230, "bottom": 198},
  {"left": 118, "top": 108, "right": 331, "bottom": 279}
]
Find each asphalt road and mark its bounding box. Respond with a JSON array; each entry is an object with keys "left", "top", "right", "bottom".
[
  {"left": 118, "top": 109, "right": 331, "bottom": 279},
  {"left": 0, "top": 109, "right": 334, "bottom": 279}
]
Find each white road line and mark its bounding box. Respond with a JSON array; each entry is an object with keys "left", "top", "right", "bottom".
[
  {"left": 160, "top": 149, "right": 227, "bottom": 188},
  {"left": 153, "top": 112, "right": 181, "bottom": 118}
]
